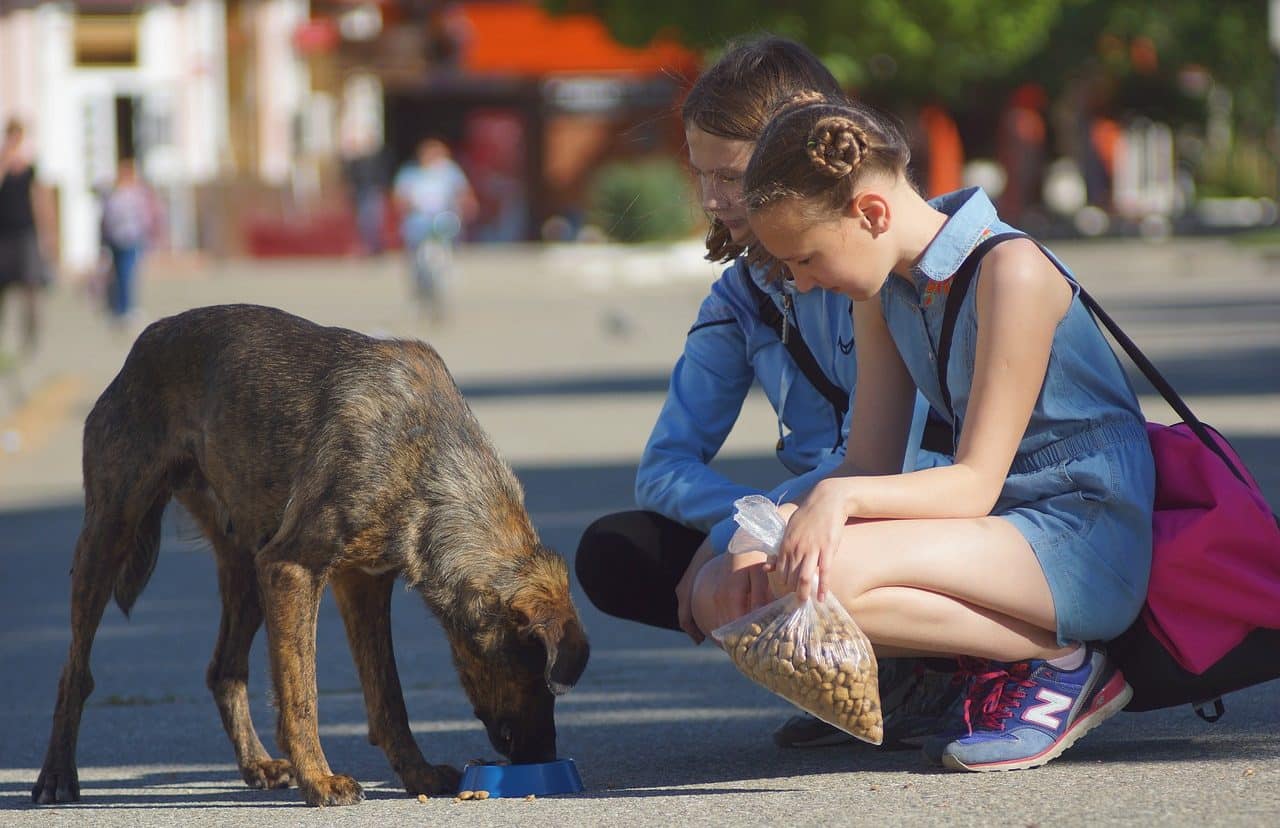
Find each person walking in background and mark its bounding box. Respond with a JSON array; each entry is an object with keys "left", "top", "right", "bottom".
[
  {"left": 393, "top": 137, "right": 476, "bottom": 322},
  {"left": 0, "top": 118, "right": 54, "bottom": 360},
  {"left": 996, "top": 83, "right": 1048, "bottom": 226},
  {"left": 340, "top": 131, "right": 389, "bottom": 256},
  {"left": 100, "top": 158, "right": 162, "bottom": 328}
]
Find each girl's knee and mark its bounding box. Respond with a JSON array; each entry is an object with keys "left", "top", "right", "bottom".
[{"left": 690, "top": 554, "right": 729, "bottom": 637}]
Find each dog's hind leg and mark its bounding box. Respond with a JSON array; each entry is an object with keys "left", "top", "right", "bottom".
[
  {"left": 330, "top": 569, "right": 462, "bottom": 796},
  {"left": 33, "top": 477, "right": 168, "bottom": 804},
  {"left": 187, "top": 493, "right": 294, "bottom": 791},
  {"left": 257, "top": 532, "right": 364, "bottom": 807}
]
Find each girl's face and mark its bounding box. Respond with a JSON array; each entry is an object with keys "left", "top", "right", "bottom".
[
  {"left": 748, "top": 198, "right": 896, "bottom": 300},
  {"left": 685, "top": 125, "right": 754, "bottom": 244}
]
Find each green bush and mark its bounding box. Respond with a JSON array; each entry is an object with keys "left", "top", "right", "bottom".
[
  {"left": 1198, "top": 139, "right": 1277, "bottom": 199},
  {"left": 587, "top": 158, "right": 697, "bottom": 243}
]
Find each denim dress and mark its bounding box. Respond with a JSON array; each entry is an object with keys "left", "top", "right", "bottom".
[{"left": 880, "top": 188, "right": 1155, "bottom": 644}]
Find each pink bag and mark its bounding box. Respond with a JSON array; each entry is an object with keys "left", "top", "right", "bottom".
[
  {"left": 947, "top": 234, "right": 1280, "bottom": 715},
  {"left": 1142, "top": 422, "right": 1280, "bottom": 674},
  {"left": 1079, "top": 286, "right": 1280, "bottom": 716}
]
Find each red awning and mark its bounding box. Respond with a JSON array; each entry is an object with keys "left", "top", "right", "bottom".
[{"left": 458, "top": 2, "right": 698, "bottom": 77}]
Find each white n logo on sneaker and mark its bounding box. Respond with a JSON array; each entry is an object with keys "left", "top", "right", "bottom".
[{"left": 1023, "top": 689, "right": 1073, "bottom": 728}]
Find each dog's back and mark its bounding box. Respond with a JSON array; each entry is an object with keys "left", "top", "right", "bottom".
[{"left": 86, "top": 303, "right": 526, "bottom": 612}]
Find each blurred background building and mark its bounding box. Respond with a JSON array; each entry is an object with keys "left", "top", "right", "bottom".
[
  {"left": 0, "top": 0, "right": 696, "bottom": 267},
  {"left": 1, "top": 0, "right": 1277, "bottom": 270}
]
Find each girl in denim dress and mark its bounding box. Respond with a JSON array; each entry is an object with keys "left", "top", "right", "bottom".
[{"left": 690, "top": 96, "right": 1156, "bottom": 772}]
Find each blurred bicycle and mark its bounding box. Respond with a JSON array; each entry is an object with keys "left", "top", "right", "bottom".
[{"left": 408, "top": 210, "right": 463, "bottom": 319}]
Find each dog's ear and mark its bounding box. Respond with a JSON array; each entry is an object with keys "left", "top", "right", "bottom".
[
  {"left": 529, "top": 617, "right": 590, "bottom": 695},
  {"left": 512, "top": 592, "right": 590, "bottom": 695}
]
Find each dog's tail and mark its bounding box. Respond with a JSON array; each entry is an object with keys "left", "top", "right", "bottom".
[
  {"left": 113, "top": 492, "right": 168, "bottom": 617},
  {"left": 81, "top": 366, "right": 175, "bottom": 619}
]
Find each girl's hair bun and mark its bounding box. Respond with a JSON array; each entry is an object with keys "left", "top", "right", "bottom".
[{"left": 806, "top": 116, "right": 869, "bottom": 179}]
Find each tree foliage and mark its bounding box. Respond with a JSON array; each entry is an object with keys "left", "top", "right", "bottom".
[
  {"left": 545, "top": 0, "right": 1063, "bottom": 104},
  {"left": 1046, "top": 1, "right": 1274, "bottom": 134},
  {"left": 546, "top": 0, "right": 1275, "bottom": 135}
]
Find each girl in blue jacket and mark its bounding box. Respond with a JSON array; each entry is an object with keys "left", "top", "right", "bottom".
[{"left": 574, "top": 36, "right": 950, "bottom": 750}]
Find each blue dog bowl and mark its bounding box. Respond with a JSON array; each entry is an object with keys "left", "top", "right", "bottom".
[{"left": 457, "top": 758, "right": 583, "bottom": 798}]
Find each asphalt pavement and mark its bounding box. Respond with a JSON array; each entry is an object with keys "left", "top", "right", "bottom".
[{"left": 1, "top": 238, "right": 1278, "bottom": 827}]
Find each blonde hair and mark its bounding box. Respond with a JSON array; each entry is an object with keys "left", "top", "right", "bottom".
[{"left": 743, "top": 99, "right": 912, "bottom": 219}]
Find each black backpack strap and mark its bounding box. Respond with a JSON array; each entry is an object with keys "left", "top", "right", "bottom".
[
  {"left": 936, "top": 232, "right": 1027, "bottom": 421},
  {"left": 938, "top": 232, "right": 1265, "bottom": 493},
  {"left": 741, "top": 267, "right": 849, "bottom": 425}
]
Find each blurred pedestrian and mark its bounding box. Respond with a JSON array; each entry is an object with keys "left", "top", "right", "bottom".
[
  {"left": 996, "top": 83, "right": 1048, "bottom": 225},
  {"left": 393, "top": 137, "right": 476, "bottom": 322},
  {"left": 0, "top": 118, "right": 53, "bottom": 359},
  {"left": 100, "top": 158, "right": 161, "bottom": 328},
  {"left": 341, "top": 132, "right": 388, "bottom": 256}
]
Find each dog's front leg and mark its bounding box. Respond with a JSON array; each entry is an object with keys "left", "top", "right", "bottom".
[
  {"left": 331, "top": 570, "right": 462, "bottom": 796},
  {"left": 258, "top": 557, "right": 364, "bottom": 807}
]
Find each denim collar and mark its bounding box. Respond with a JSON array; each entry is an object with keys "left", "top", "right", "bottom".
[{"left": 910, "top": 187, "right": 998, "bottom": 283}]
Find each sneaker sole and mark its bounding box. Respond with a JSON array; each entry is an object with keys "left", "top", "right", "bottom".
[
  {"left": 940, "top": 672, "right": 1133, "bottom": 773},
  {"left": 774, "top": 731, "right": 858, "bottom": 749}
]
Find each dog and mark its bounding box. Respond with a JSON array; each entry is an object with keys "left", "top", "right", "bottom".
[{"left": 32, "top": 304, "right": 590, "bottom": 807}]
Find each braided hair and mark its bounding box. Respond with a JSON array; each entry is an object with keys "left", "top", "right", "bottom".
[{"left": 743, "top": 100, "right": 911, "bottom": 219}]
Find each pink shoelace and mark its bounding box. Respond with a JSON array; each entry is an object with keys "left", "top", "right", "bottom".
[{"left": 960, "top": 660, "right": 1037, "bottom": 734}]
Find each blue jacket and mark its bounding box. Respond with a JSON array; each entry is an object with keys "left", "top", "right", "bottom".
[{"left": 635, "top": 257, "right": 860, "bottom": 553}]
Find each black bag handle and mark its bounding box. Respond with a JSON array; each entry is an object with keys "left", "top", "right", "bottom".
[
  {"left": 937, "top": 232, "right": 1252, "bottom": 486},
  {"left": 741, "top": 267, "right": 849, "bottom": 427}
]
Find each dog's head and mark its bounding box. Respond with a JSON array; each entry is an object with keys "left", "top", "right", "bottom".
[{"left": 450, "top": 548, "right": 589, "bottom": 763}]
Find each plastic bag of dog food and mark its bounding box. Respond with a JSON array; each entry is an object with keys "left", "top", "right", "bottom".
[{"left": 712, "top": 496, "right": 883, "bottom": 745}]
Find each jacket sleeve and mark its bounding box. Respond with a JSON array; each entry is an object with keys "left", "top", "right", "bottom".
[
  {"left": 635, "top": 291, "right": 760, "bottom": 542},
  {"left": 703, "top": 388, "right": 852, "bottom": 554}
]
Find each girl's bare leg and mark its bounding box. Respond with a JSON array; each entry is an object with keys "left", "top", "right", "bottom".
[{"left": 692, "top": 515, "right": 1075, "bottom": 662}]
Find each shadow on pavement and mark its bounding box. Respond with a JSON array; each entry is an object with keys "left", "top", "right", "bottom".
[
  {"left": 3, "top": 443, "right": 1279, "bottom": 808},
  {"left": 1123, "top": 345, "right": 1280, "bottom": 400}
]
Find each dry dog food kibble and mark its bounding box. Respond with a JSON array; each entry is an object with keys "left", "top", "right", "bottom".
[{"left": 716, "top": 600, "right": 883, "bottom": 744}]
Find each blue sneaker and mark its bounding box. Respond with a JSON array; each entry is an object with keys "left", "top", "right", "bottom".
[
  {"left": 940, "top": 646, "right": 1132, "bottom": 772},
  {"left": 773, "top": 658, "right": 955, "bottom": 749},
  {"left": 881, "top": 659, "right": 965, "bottom": 749},
  {"left": 920, "top": 657, "right": 994, "bottom": 765}
]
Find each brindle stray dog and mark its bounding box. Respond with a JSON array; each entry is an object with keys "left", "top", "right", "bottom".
[{"left": 32, "top": 304, "right": 590, "bottom": 807}]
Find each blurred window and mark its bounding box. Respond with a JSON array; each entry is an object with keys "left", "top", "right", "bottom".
[{"left": 75, "top": 12, "right": 140, "bottom": 67}]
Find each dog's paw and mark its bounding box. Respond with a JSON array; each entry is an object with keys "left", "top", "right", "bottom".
[
  {"left": 402, "top": 762, "right": 463, "bottom": 796},
  {"left": 241, "top": 759, "right": 294, "bottom": 790},
  {"left": 302, "top": 774, "right": 365, "bottom": 807},
  {"left": 31, "top": 764, "right": 80, "bottom": 804}
]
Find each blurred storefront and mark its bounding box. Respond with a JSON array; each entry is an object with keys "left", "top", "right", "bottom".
[
  {"left": 0, "top": 0, "right": 697, "bottom": 262},
  {"left": 0, "top": 0, "right": 231, "bottom": 269},
  {"left": 308, "top": 0, "right": 699, "bottom": 246}
]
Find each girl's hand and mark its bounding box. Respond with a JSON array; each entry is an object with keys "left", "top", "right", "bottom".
[
  {"left": 776, "top": 480, "right": 848, "bottom": 602},
  {"left": 709, "top": 551, "right": 774, "bottom": 632}
]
